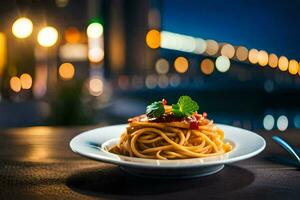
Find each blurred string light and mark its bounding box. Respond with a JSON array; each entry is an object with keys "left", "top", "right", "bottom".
[
  {"left": 236, "top": 46, "right": 248, "bottom": 61},
  {"left": 160, "top": 31, "right": 195, "bottom": 53},
  {"left": 205, "top": 39, "right": 219, "bottom": 55},
  {"left": 194, "top": 38, "right": 207, "bottom": 54},
  {"left": 215, "top": 56, "right": 230, "bottom": 72},
  {"left": 146, "top": 30, "right": 299, "bottom": 77},
  {"left": 278, "top": 56, "right": 289, "bottom": 71},
  {"left": 37, "top": 26, "right": 58, "bottom": 47},
  {"left": 20, "top": 73, "right": 32, "bottom": 89},
  {"left": 169, "top": 74, "right": 181, "bottom": 87},
  {"left": 10, "top": 76, "right": 21, "bottom": 92},
  {"left": 174, "top": 56, "right": 189, "bottom": 73},
  {"left": 145, "top": 74, "right": 157, "bottom": 89},
  {"left": 131, "top": 76, "right": 144, "bottom": 89},
  {"left": 248, "top": 49, "right": 259, "bottom": 64},
  {"left": 200, "top": 58, "right": 214, "bottom": 75},
  {"left": 89, "top": 76, "right": 103, "bottom": 96},
  {"left": 268, "top": 53, "right": 278, "bottom": 68},
  {"left": 146, "top": 29, "right": 160, "bottom": 49},
  {"left": 12, "top": 17, "right": 33, "bottom": 39},
  {"left": 221, "top": 43, "right": 235, "bottom": 58},
  {"left": 263, "top": 114, "right": 275, "bottom": 130},
  {"left": 277, "top": 115, "right": 288, "bottom": 131},
  {"left": 288, "top": 59, "right": 298, "bottom": 75},
  {"left": 155, "top": 58, "right": 169, "bottom": 74},
  {"left": 257, "top": 50, "right": 268, "bottom": 66},
  {"left": 158, "top": 75, "right": 169, "bottom": 88},
  {"left": 59, "top": 63, "right": 75, "bottom": 80},
  {"left": 160, "top": 31, "right": 206, "bottom": 54}
]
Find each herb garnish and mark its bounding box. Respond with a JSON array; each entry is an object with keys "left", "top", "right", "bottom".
[
  {"left": 146, "top": 101, "right": 165, "bottom": 118},
  {"left": 172, "top": 96, "right": 199, "bottom": 117},
  {"left": 146, "top": 96, "right": 199, "bottom": 118}
]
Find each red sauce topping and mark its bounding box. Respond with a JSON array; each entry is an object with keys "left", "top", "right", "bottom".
[{"left": 128, "top": 113, "right": 201, "bottom": 130}]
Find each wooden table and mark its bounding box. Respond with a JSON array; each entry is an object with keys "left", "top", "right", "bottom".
[{"left": 0, "top": 125, "right": 299, "bottom": 199}]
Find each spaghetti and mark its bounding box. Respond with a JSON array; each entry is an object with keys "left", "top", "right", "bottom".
[{"left": 109, "top": 97, "right": 232, "bottom": 160}]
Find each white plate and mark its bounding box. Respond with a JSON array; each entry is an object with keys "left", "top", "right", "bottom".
[{"left": 70, "top": 124, "right": 266, "bottom": 178}]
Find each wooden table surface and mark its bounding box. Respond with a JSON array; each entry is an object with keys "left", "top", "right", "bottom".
[{"left": 0, "top": 125, "right": 299, "bottom": 200}]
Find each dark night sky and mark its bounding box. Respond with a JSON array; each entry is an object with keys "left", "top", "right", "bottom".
[{"left": 162, "top": 0, "right": 300, "bottom": 60}]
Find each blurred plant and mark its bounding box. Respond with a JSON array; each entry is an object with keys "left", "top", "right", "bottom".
[{"left": 48, "top": 81, "right": 94, "bottom": 126}]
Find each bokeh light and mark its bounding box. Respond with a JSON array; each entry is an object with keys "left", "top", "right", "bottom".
[
  {"left": 145, "top": 74, "right": 157, "bottom": 89},
  {"left": 268, "top": 53, "right": 278, "bottom": 68},
  {"left": 294, "top": 115, "right": 300, "bottom": 128},
  {"left": 59, "top": 63, "right": 75, "bottom": 80},
  {"left": 200, "top": 58, "right": 214, "bottom": 75},
  {"left": 10, "top": 76, "right": 21, "bottom": 92},
  {"left": 288, "top": 59, "right": 298, "bottom": 75},
  {"left": 194, "top": 38, "right": 207, "bottom": 54},
  {"left": 215, "top": 56, "right": 230, "bottom": 72},
  {"left": 155, "top": 58, "right": 169, "bottom": 74},
  {"left": 174, "top": 56, "right": 189, "bottom": 73},
  {"left": 89, "top": 77, "right": 104, "bottom": 96},
  {"left": 118, "top": 75, "right": 129, "bottom": 90},
  {"left": 20, "top": 73, "right": 32, "bottom": 89},
  {"left": 88, "top": 47, "right": 104, "bottom": 63},
  {"left": 158, "top": 75, "right": 169, "bottom": 88},
  {"left": 64, "top": 27, "right": 81, "bottom": 43},
  {"left": 146, "top": 29, "right": 160, "bottom": 49},
  {"left": 278, "top": 56, "right": 289, "bottom": 71},
  {"left": 87, "top": 22, "right": 103, "bottom": 39},
  {"left": 263, "top": 114, "right": 275, "bottom": 130},
  {"left": 257, "top": 50, "right": 268, "bottom": 66},
  {"left": 264, "top": 80, "right": 274, "bottom": 93},
  {"left": 205, "top": 40, "right": 219, "bottom": 55},
  {"left": 248, "top": 49, "right": 259, "bottom": 64},
  {"left": 221, "top": 43, "right": 235, "bottom": 58},
  {"left": 37, "top": 26, "right": 58, "bottom": 47},
  {"left": 236, "top": 46, "right": 248, "bottom": 61},
  {"left": 169, "top": 74, "right": 181, "bottom": 87},
  {"left": 277, "top": 115, "right": 288, "bottom": 131},
  {"left": 12, "top": 17, "right": 33, "bottom": 39}
]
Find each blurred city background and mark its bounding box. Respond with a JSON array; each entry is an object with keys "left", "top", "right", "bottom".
[{"left": 0, "top": 0, "right": 299, "bottom": 132}]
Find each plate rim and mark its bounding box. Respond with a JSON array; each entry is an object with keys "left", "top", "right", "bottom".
[{"left": 70, "top": 124, "right": 266, "bottom": 168}]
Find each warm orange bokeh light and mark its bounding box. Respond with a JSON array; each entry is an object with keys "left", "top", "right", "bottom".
[
  {"left": 248, "top": 49, "right": 259, "bottom": 64},
  {"left": 10, "top": 76, "right": 21, "bottom": 92},
  {"left": 236, "top": 46, "right": 248, "bottom": 61},
  {"left": 59, "top": 63, "right": 75, "bottom": 80},
  {"left": 278, "top": 56, "right": 289, "bottom": 71},
  {"left": 200, "top": 58, "right": 214, "bottom": 75},
  {"left": 174, "top": 56, "right": 189, "bottom": 73},
  {"left": 257, "top": 50, "right": 268, "bottom": 66},
  {"left": 64, "top": 27, "right": 81, "bottom": 43},
  {"left": 89, "top": 77, "right": 103, "bottom": 96},
  {"left": 221, "top": 44, "right": 235, "bottom": 58},
  {"left": 268, "top": 53, "right": 278, "bottom": 68},
  {"left": 288, "top": 59, "right": 299, "bottom": 75},
  {"left": 20, "top": 73, "right": 32, "bottom": 89},
  {"left": 146, "top": 29, "right": 160, "bottom": 49},
  {"left": 206, "top": 40, "right": 219, "bottom": 55}
]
